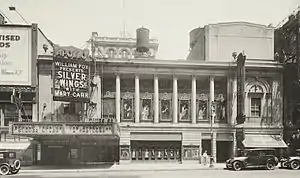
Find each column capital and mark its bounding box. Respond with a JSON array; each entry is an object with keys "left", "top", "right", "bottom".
[
  {"left": 172, "top": 75, "right": 178, "bottom": 80},
  {"left": 134, "top": 74, "right": 139, "bottom": 79}
]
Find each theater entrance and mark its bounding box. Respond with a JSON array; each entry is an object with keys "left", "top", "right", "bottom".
[
  {"left": 41, "top": 145, "right": 70, "bottom": 165},
  {"left": 130, "top": 141, "right": 181, "bottom": 162}
]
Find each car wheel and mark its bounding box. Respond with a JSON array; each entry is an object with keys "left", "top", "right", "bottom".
[
  {"left": 281, "top": 161, "right": 288, "bottom": 168},
  {"left": 290, "top": 160, "right": 300, "bottom": 170},
  {"left": 233, "top": 161, "right": 243, "bottom": 171},
  {"left": 11, "top": 169, "right": 20, "bottom": 174},
  {"left": 13, "top": 160, "right": 21, "bottom": 170},
  {"left": 0, "top": 164, "right": 10, "bottom": 175},
  {"left": 266, "top": 161, "right": 276, "bottom": 170}
]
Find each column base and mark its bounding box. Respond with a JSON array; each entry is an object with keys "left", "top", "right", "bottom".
[
  {"left": 119, "top": 160, "right": 131, "bottom": 164},
  {"left": 181, "top": 160, "right": 200, "bottom": 164}
]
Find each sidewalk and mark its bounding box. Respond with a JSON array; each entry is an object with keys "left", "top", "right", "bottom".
[{"left": 21, "top": 163, "right": 225, "bottom": 173}]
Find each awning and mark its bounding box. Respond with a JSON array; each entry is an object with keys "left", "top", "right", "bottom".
[
  {"left": 0, "top": 141, "right": 31, "bottom": 151},
  {"left": 242, "top": 134, "right": 287, "bottom": 148}
]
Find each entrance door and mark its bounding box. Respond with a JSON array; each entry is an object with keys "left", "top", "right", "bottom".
[
  {"left": 201, "top": 139, "right": 211, "bottom": 156},
  {"left": 42, "top": 146, "right": 69, "bottom": 165},
  {"left": 216, "top": 141, "right": 232, "bottom": 163}
]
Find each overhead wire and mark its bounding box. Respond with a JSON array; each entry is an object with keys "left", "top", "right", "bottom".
[{"left": 0, "top": 9, "right": 13, "bottom": 24}]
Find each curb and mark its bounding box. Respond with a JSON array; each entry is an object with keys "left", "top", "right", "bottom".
[{"left": 20, "top": 167, "right": 225, "bottom": 173}]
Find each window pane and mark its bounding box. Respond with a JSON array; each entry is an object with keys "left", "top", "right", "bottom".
[{"left": 251, "top": 98, "right": 261, "bottom": 117}]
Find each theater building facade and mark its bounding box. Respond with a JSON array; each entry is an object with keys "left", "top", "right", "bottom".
[
  {"left": 89, "top": 22, "right": 286, "bottom": 163},
  {"left": 5, "top": 21, "right": 286, "bottom": 165},
  {"left": 3, "top": 24, "right": 120, "bottom": 165}
]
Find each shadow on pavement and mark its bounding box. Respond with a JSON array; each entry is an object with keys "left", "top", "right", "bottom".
[
  {"left": 21, "top": 163, "right": 114, "bottom": 170},
  {"left": 224, "top": 167, "right": 281, "bottom": 171}
]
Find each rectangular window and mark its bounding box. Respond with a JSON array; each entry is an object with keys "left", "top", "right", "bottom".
[
  {"left": 251, "top": 98, "right": 261, "bottom": 117},
  {"left": 103, "top": 98, "right": 115, "bottom": 117}
]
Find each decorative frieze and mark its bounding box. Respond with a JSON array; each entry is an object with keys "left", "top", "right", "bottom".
[
  {"left": 178, "top": 93, "right": 191, "bottom": 121},
  {"left": 103, "top": 91, "right": 115, "bottom": 98},
  {"left": 159, "top": 93, "right": 172, "bottom": 121}
]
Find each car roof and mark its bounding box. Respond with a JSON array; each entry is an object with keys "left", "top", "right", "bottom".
[{"left": 241, "top": 148, "right": 275, "bottom": 151}]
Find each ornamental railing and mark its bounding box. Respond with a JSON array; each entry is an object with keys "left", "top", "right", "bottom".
[{"left": 9, "top": 120, "right": 120, "bottom": 137}]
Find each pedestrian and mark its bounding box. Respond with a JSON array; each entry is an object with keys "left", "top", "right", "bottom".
[{"left": 202, "top": 150, "right": 208, "bottom": 165}]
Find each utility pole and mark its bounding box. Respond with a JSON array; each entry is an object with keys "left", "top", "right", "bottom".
[{"left": 210, "top": 101, "right": 216, "bottom": 167}]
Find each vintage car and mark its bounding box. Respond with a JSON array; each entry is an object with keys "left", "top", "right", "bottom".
[
  {"left": 0, "top": 151, "right": 21, "bottom": 175},
  {"left": 225, "top": 148, "right": 279, "bottom": 171},
  {"left": 280, "top": 149, "right": 300, "bottom": 170}
]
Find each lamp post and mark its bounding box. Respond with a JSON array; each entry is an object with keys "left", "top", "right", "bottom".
[{"left": 210, "top": 101, "right": 216, "bottom": 167}]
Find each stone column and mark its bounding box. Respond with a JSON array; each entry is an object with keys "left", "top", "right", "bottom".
[
  {"left": 209, "top": 76, "right": 215, "bottom": 162},
  {"left": 173, "top": 76, "right": 178, "bottom": 124},
  {"left": 32, "top": 104, "right": 37, "bottom": 122},
  {"left": 199, "top": 133, "right": 202, "bottom": 163},
  {"left": 232, "top": 132, "right": 237, "bottom": 157},
  {"left": 209, "top": 76, "right": 215, "bottom": 124},
  {"left": 18, "top": 92, "right": 22, "bottom": 122},
  {"left": 191, "top": 76, "right": 197, "bottom": 124},
  {"left": 135, "top": 75, "right": 140, "bottom": 123},
  {"left": 116, "top": 74, "right": 121, "bottom": 123},
  {"left": 231, "top": 77, "right": 237, "bottom": 126},
  {"left": 0, "top": 108, "right": 4, "bottom": 126},
  {"left": 94, "top": 75, "right": 102, "bottom": 118},
  {"left": 212, "top": 132, "right": 217, "bottom": 163},
  {"left": 154, "top": 75, "right": 159, "bottom": 123}
]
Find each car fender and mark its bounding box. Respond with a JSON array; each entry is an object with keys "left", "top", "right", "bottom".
[
  {"left": 288, "top": 158, "right": 300, "bottom": 164},
  {"left": 232, "top": 157, "right": 248, "bottom": 162},
  {"left": 0, "top": 163, "right": 9, "bottom": 167},
  {"left": 266, "top": 158, "right": 277, "bottom": 165},
  {"left": 289, "top": 156, "right": 300, "bottom": 161}
]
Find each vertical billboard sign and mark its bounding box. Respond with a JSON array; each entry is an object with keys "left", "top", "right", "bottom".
[
  {"left": 0, "top": 26, "right": 32, "bottom": 85},
  {"left": 53, "top": 47, "right": 90, "bottom": 102}
]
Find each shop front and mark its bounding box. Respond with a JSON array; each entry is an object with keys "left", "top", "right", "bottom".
[
  {"left": 120, "top": 132, "right": 183, "bottom": 163},
  {"left": 39, "top": 136, "right": 119, "bottom": 165},
  {"left": 9, "top": 120, "right": 120, "bottom": 165},
  {"left": 130, "top": 140, "right": 181, "bottom": 162}
]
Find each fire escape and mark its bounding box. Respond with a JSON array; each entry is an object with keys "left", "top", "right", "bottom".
[{"left": 275, "top": 8, "right": 300, "bottom": 148}]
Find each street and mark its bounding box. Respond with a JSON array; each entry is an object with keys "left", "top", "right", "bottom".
[{"left": 7, "top": 169, "right": 300, "bottom": 178}]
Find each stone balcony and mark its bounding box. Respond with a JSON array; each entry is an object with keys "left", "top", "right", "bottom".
[{"left": 9, "top": 119, "right": 120, "bottom": 138}]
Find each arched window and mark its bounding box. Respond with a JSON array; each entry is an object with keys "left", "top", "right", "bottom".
[
  {"left": 107, "top": 49, "right": 115, "bottom": 58},
  {"left": 120, "top": 49, "right": 129, "bottom": 58},
  {"left": 249, "top": 85, "right": 264, "bottom": 117}
]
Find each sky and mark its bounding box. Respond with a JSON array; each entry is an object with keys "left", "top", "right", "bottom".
[{"left": 0, "top": 0, "right": 299, "bottom": 60}]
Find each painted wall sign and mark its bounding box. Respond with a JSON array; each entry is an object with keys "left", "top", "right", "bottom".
[
  {"left": 0, "top": 27, "right": 31, "bottom": 85},
  {"left": 10, "top": 123, "right": 115, "bottom": 136},
  {"left": 54, "top": 47, "right": 89, "bottom": 60},
  {"left": 53, "top": 58, "right": 90, "bottom": 102}
]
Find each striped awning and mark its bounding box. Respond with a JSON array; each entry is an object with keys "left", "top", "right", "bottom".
[{"left": 242, "top": 134, "right": 287, "bottom": 148}]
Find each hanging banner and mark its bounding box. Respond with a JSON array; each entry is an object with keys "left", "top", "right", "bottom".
[{"left": 53, "top": 57, "right": 90, "bottom": 102}]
